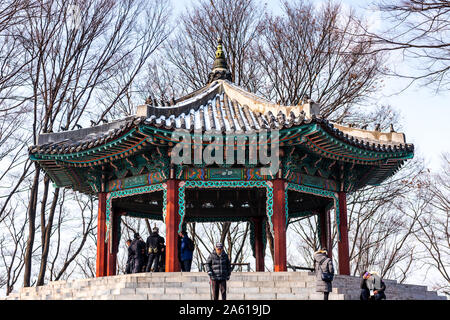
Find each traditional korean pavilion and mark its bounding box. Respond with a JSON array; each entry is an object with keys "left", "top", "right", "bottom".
[{"left": 29, "top": 38, "right": 414, "bottom": 276}]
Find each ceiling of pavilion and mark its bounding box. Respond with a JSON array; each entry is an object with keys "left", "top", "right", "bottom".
[{"left": 111, "top": 188, "right": 332, "bottom": 221}]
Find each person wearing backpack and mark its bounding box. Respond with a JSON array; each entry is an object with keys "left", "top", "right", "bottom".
[
  {"left": 314, "top": 248, "right": 334, "bottom": 300},
  {"left": 179, "top": 231, "right": 195, "bottom": 272},
  {"left": 145, "top": 225, "right": 165, "bottom": 272}
]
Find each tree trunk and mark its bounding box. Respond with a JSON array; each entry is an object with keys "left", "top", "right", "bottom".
[
  {"left": 23, "top": 165, "right": 41, "bottom": 287},
  {"left": 220, "top": 222, "right": 231, "bottom": 246},
  {"left": 39, "top": 176, "right": 50, "bottom": 248},
  {"left": 36, "top": 187, "right": 60, "bottom": 286}
]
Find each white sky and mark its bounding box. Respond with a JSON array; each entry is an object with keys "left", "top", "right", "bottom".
[{"left": 172, "top": 0, "right": 450, "bottom": 171}]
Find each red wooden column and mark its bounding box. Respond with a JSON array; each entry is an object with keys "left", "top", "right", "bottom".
[
  {"left": 337, "top": 192, "right": 350, "bottom": 275},
  {"left": 272, "top": 179, "right": 287, "bottom": 272},
  {"left": 96, "top": 192, "right": 108, "bottom": 277},
  {"left": 319, "top": 207, "right": 333, "bottom": 260},
  {"left": 106, "top": 209, "right": 120, "bottom": 276},
  {"left": 165, "top": 179, "right": 181, "bottom": 272},
  {"left": 251, "top": 217, "right": 265, "bottom": 272},
  {"left": 327, "top": 209, "right": 333, "bottom": 261},
  {"left": 318, "top": 207, "right": 328, "bottom": 251}
]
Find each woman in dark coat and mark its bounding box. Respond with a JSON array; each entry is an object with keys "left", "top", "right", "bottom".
[{"left": 313, "top": 248, "right": 334, "bottom": 300}]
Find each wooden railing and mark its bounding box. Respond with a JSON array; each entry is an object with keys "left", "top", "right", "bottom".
[
  {"left": 199, "top": 263, "right": 313, "bottom": 272},
  {"left": 287, "top": 265, "right": 315, "bottom": 272}
]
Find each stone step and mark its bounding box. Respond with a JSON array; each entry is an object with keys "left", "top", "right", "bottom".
[{"left": 4, "top": 272, "right": 446, "bottom": 300}]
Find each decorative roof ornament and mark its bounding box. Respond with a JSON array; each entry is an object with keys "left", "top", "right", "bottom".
[
  {"left": 207, "top": 36, "right": 232, "bottom": 84},
  {"left": 389, "top": 123, "right": 395, "bottom": 132},
  {"left": 145, "top": 96, "right": 153, "bottom": 105}
]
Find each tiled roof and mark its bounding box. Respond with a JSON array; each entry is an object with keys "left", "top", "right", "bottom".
[{"left": 29, "top": 80, "right": 413, "bottom": 156}]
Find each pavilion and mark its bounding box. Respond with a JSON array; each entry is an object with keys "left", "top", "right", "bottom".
[{"left": 29, "top": 38, "right": 414, "bottom": 277}]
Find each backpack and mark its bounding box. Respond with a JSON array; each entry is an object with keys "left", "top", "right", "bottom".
[
  {"left": 148, "top": 247, "right": 158, "bottom": 254},
  {"left": 319, "top": 257, "right": 334, "bottom": 282},
  {"left": 147, "top": 234, "right": 160, "bottom": 254}
]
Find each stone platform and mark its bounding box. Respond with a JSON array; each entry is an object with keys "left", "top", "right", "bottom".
[{"left": 4, "top": 272, "right": 446, "bottom": 300}]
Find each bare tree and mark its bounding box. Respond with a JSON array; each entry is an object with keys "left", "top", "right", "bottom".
[
  {"left": 0, "top": 0, "right": 172, "bottom": 288},
  {"left": 414, "top": 153, "right": 450, "bottom": 295},
  {"left": 287, "top": 156, "right": 427, "bottom": 281},
  {"left": 149, "top": 0, "right": 265, "bottom": 95},
  {"left": 256, "top": 1, "right": 384, "bottom": 122},
  {"left": 0, "top": 1, "right": 35, "bottom": 227},
  {"left": 48, "top": 191, "right": 96, "bottom": 282},
  {"left": 363, "top": 1, "right": 450, "bottom": 91},
  {"left": 345, "top": 157, "right": 426, "bottom": 279},
  {"left": 0, "top": 0, "right": 34, "bottom": 103},
  {"left": 287, "top": 215, "right": 320, "bottom": 269},
  {"left": 0, "top": 208, "right": 27, "bottom": 295}
]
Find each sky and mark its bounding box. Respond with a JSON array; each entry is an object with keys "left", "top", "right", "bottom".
[{"left": 172, "top": 0, "right": 450, "bottom": 171}]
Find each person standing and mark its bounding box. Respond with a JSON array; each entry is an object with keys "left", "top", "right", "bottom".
[
  {"left": 179, "top": 231, "right": 195, "bottom": 272},
  {"left": 145, "top": 225, "right": 165, "bottom": 272},
  {"left": 130, "top": 233, "right": 145, "bottom": 273},
  {"left": 205, "top": 242, "right": 231, "bottom": 300},
  {"left": 125, "top": 239, "right": 134, "bottom": 274},
  {"left": 313, "top": 248, "right": 334, "bottom": 300}
]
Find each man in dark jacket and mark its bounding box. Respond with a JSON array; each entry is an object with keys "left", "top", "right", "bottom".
[
  {"left": 125, "top": 239, "right": 134, "bottom": 274},
  {"left": 205, "top": 242, "right": 231, "bottom": 300},
  {"left": 130, "top": 233, "right": 146, "bottom": 273},
  {"left": 179, "top": 231, "right": 194, "bottom": 272},
  {"left": 145, "top": 225, "right": 165, "bottom": 272},
  {"left": 313, "top": 248, "right": 334, "bottom": 300}
]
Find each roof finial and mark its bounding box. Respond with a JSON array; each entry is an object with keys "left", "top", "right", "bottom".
[
  {"left": 214, "top": 37, "right": 226, "bottom": 67},
  {"left": 207, "top": 36, "right": 232, "bottom": 84}
]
